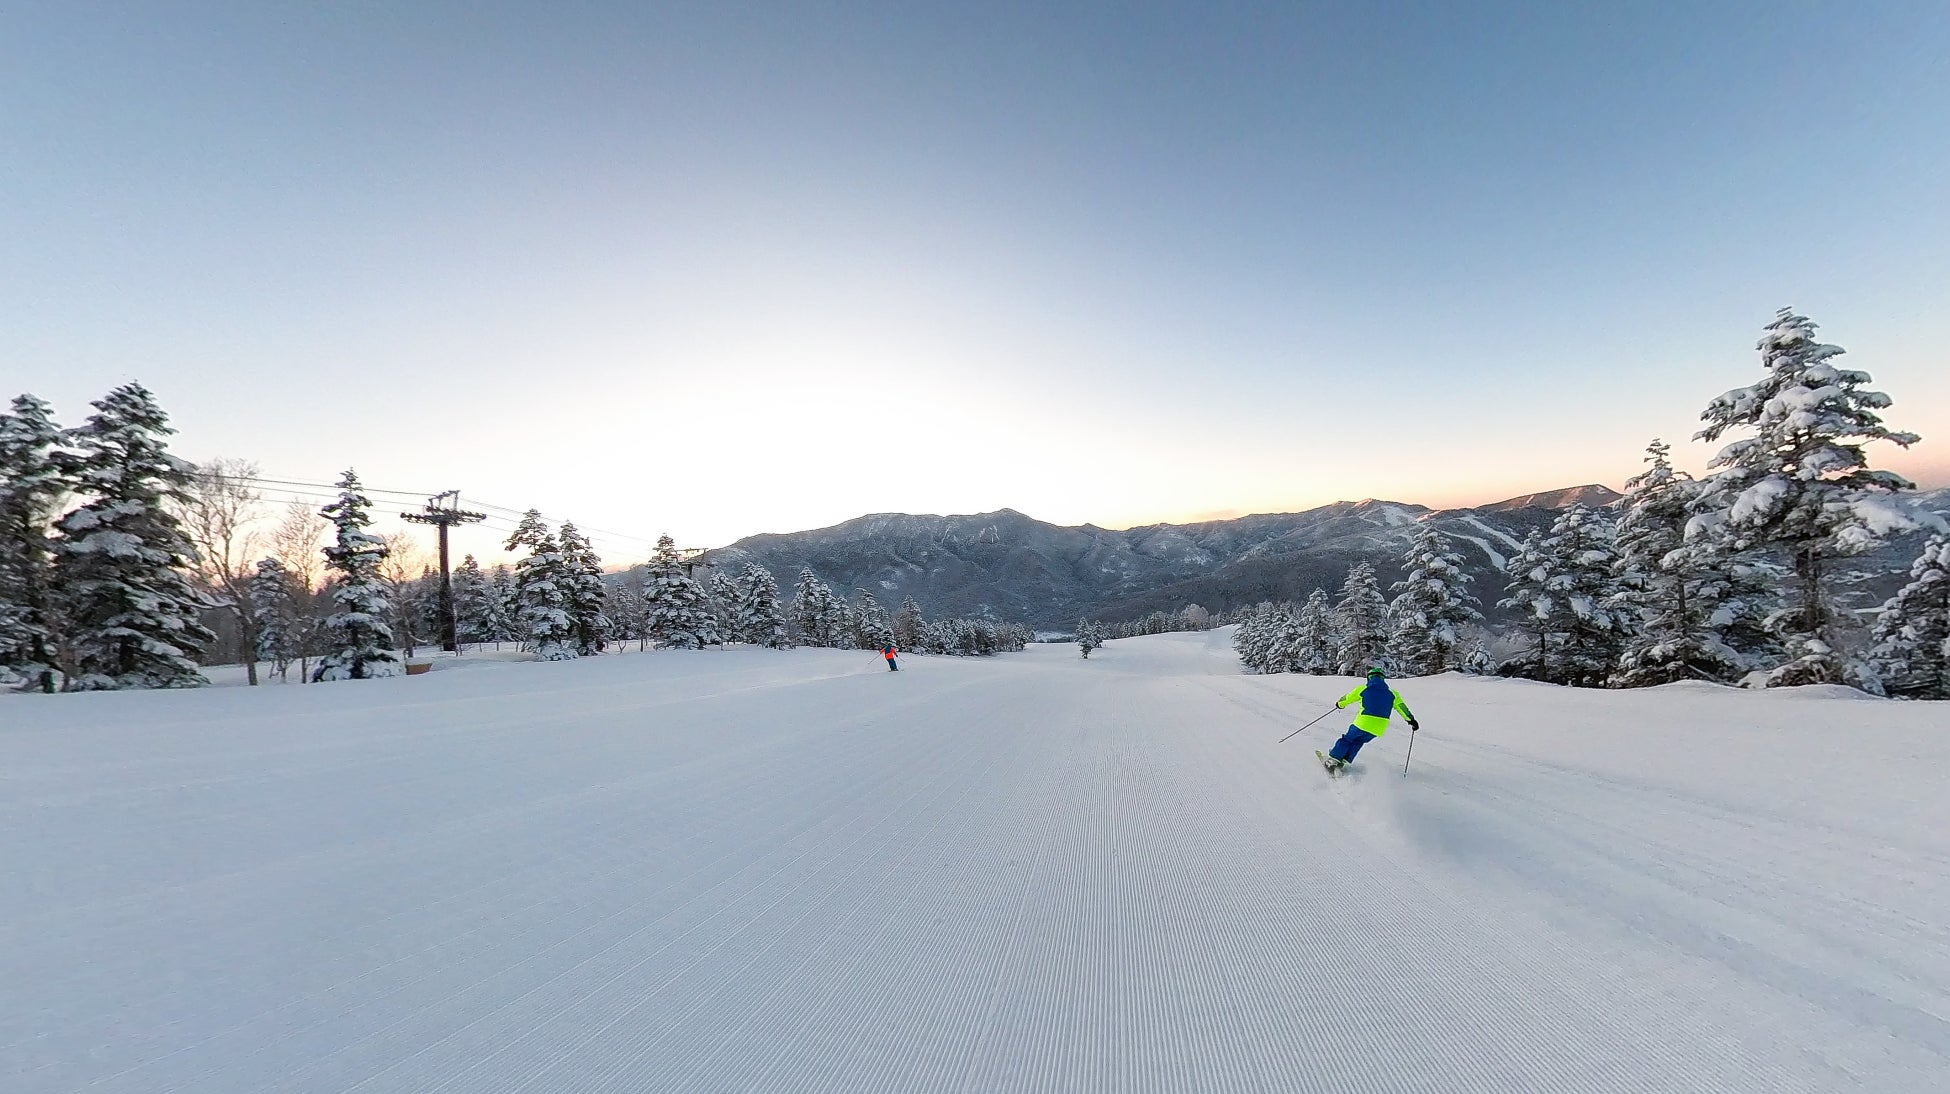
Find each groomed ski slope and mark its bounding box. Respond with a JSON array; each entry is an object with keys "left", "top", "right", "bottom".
[{"left": 4, "top": 632, "right": 1948, "bottom": 1093}]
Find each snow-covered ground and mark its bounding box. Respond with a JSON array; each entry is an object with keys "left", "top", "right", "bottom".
[{"left": 4, "top": 632, "right": 1948, "bottom": 1092}]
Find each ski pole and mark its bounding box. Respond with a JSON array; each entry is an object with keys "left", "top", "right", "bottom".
[
  {"left": 1278, "top": 707, "right": 1339, "bottom": 744},
  {"left": 1402, "top": 724, "right": 1418, "bottom": 776}
]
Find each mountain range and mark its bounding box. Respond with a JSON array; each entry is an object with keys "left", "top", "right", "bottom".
[{"left": 696, "top": 485, "right": 1950, "bottom": 629}]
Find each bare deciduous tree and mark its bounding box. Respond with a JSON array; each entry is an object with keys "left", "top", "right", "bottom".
[
  {"left": 380, "top": 532, "right": 432, "bottom": 658},
  {"left": 266, "top": 499, "right": 330, "bottom": 682},
  {"left": 177, "top": 458, "right": 266, "bottom": 684},
  {"left": 267, "top": 499, "right": 327, "bottom": 588}
]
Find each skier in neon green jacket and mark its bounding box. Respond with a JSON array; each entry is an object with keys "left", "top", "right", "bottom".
[{"left": 1323, "top": 668, "right": 1418, "bottom": 770}]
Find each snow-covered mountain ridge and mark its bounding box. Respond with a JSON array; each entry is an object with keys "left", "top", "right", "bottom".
[
  {"left": 1474, "top": 483, "right": 1623, "bottom": 511},
  {"left": 702, "top": 484, "right": 1950, "bottom": 627}
]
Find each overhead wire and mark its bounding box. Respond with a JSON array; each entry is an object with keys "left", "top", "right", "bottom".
[{"left": 188, "top": 471, "right": 674, "bottom": 561}]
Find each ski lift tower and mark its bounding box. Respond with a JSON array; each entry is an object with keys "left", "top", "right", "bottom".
[
  {"left": 402, "top": 490, "right": 487, "bottom": 653},
  {"left": 680, "top": 547, "right": 712, "bottom": 580}
]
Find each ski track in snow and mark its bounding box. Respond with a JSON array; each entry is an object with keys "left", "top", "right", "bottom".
[
  {"left": 1458, "top": 514, "right": 1528, "bottom": 554},
  {"left": 4, "top": 636, "right": 1949, "bottom": 1092},
  {"left": 1443, "top": 531, "right": 1507, "bottom": 571}
]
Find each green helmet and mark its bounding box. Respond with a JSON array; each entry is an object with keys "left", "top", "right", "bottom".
[{"left": 1367, "top": 666, "right": 1386, "bottom": 677}]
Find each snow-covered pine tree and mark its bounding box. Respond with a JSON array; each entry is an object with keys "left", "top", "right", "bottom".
[
  {"left": 1232, "top": 601, "right": 1273, "bottom": 671},
  {"left": 688, "top": 569, "right": 724, "bottom": 648},
  {"left": 1542, "top": 504, "right": 1627, "bottom": 687},
  {"left": 310, "top": 470, "right": 403, "bottom": 680},
  {"left": 413, "top": 567, "right": 447, "bottom": 652},
  {"left": 557, "top": 522, "right": 612, "bottom": 656},
  {"left": 735, "top": 563, "right": 790, "bottom": 649},
  {"left": 1612, "top": 439, "right": 1696, "bottom": 684},
  {"left": 450, "top": 554, "right": 490, "bottom": 647},
  {"left": 1502, "top": 520, "right": 1616, "bottom": 687},
  {"left": 1610, "top": 440, "right": 1759, "bottom": 686},
  {"left": 488, "top": 564, "right": 520, "bottom": 648},
  {"left": 825, "top": 597, "right": 856, "bottom": 651},
  {"left": 0, "top": 394, "right": 69, "bottom": 692},
  {"left": 853, "top": 589, "right": 891, "bottom": 650},
  {"left": 1264, "top": 604, "right": 1309, "bottom": 674},
  {"left": 249, "top": 557, "right": 299, "bottom": 680},
  {"left": 606, "top": 574, "right": 646, "bottom": 650},
  {"left": 1388, "top": 524, "right": 1482, "bottom": 676},
  {"left": 1294, "top": 588, "right": 1335, "bottom": 675},
  {"left": 478, "top": 564, "right": 519, "bottom": 649},
  {"left": 503, "top": 509, "right": 577, "bottom": 661},
  {"left": 893, "top": 595, "right": 924, "bottom": 650},
  {"left": 716, "top": 571, "right": 746, "bottom": 646},
  {"left": 707, "top": 571, "right": 741, "bottom": 641},
  {"left": 1692, "top": 531, "right": 1783, "bottom": 673},
  {"left": 1078, "top": 619, "right": 1104, "bottom": 658},
  {"left": 1332, "top": 563, "right": 1389, "bottom": 676},
  {"left": 1868, "top": 535, "right": 1950, "bottom": 699},
  {"left": 52, "top": 383, "right": 215, "bottom": 690},
  {"left": 1693, "top": 309, "right": 1930, "bottom": 691},
  {"left": 1499, "top": 529, "right": 1562, "bottom": 681},
  {"left": 1234, "top": 601, "right": 1297, "bottom": 673},
  {"left": 642, "top": 534, "right": 718, "bottom": 649},
  {"left": 1383, "top": 595, "right": 1413, "bottom": 675},
  {"left": 790, "top": 568, "right": 834, "bottom": 646},
  {"left": 1456, "top": 634, "right": 1495, "bottom": 675}
]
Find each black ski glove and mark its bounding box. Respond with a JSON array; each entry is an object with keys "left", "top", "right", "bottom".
[{"left": 1408, "top": 719, "right": 1420, "bottom": 731}]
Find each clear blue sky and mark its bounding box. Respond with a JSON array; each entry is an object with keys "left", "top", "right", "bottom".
[{"left": 3, "top": 1, "right": 1946, "bottom": 562}]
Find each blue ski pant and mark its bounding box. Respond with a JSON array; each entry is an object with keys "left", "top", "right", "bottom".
[{"left": 1329, "top": 726, "right": 1378, "bottom": 763}]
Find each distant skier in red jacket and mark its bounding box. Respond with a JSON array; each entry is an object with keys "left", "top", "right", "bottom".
[{"left": 883, "top": 644, "right": 899, "bottom": 671}]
